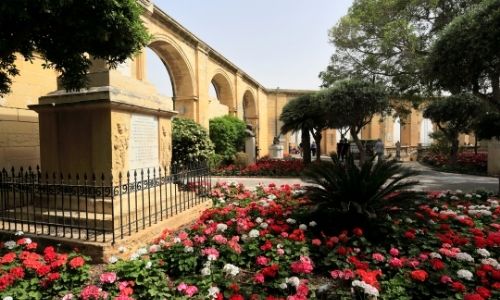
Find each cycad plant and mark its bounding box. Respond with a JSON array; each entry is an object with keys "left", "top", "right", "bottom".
[{"left": 302, "top": 154, "right": 419, "bottom": 220}]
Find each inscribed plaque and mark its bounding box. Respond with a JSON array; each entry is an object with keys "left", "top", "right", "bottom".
[{"left": 128, "top": 114, "right": 159, "bottom": 170}]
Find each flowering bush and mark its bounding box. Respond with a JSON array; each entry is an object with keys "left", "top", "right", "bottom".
[
  {"left": 0, "top": 235, "right": 90, "bottom": 299},
  {"left": 421, "top": 151, "right": 487, "bottom": 175},
  {"left": 1, "top": 183, "right": 498, "bottom": 299},
  {"left": 213, "top": 157, "right": 305, "bottom": 177}
]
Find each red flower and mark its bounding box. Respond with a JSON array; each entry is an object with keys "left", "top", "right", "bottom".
[
  {"left": 452, "top": 281, "right": 466, "bottom": 292},
  {"left": 353, "top": 228, "right": 363, "bottom": 236},
  {"left": 9, "top": 266, "right": 24, "bottom": 279},
  {"left": 410, "top": 270, "right": 428, "bottom": 282},
  {"left": 229, "top": 294, "right": 244, "bottom": 300},
  {"left": 69, "top": 256, "right": 85, "bottom": 269},
  {"left": 36, "top": 265, "right": 51, "bottom": 276},
  {"left": 430, "top": 258, "right": 445, "bottom": 270},
  {"left": 464, "top": 294, "right": 485, "bottom": 300},
  {"left": 476, "top": 286, "right": 491, "bottom": 299},
  {"left": 1, "top": 252, "right": 16, "bottom": 264},
  {"left": 262, "top": 264, "right": 279, "bottom": 278}
]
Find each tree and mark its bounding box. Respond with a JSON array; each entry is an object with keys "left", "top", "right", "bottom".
[
  {"left": 0, "top": 0, "right": 150, "bottom": 96},
  {"left": 280, "top": 94, "right": 328, "bottom": 163},
  {"left": 426, "top": 0, "right": 500, "bottom": 109},
  {"left": 423, "top": 94, "right": 483, "bottom": 165},
  {"left": 319, "top": 0, "right": 481, "bottom": 96},
  {"left": 321, "top": 80, "right": 389, "bottom": 163},
  {"left": 209, "top": 115, "right": 247, "bottom": 164},
  {"left": 172, "top": 118, "right": 214, "bottom": 168}
]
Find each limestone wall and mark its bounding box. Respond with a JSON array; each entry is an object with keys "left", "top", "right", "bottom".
[{"left": 0, "top": 56, "right": 58, "bottom": 168}]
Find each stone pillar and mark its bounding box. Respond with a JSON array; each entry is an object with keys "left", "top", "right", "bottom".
[
  {"left": 245, "top": 136, "right": 256, "bottom": 164},
  {"left": 29, "top": 63, "right": 177, "bottom": 179},
  {"left": 488, "top": 139, "right": 500, "bottom": 176}
]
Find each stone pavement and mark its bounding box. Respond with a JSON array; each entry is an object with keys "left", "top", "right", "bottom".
[{"left": 213, "top": 161, "right": 499, "bottom": 193}]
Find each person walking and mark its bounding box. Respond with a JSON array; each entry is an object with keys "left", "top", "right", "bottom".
[
  {"left": 395, "top": 140, "right": 401, "bottom": 161},
  {"left": 311, "top": 142, "right": 317, "bottom": 157},
  {"left": 374, "top": 139, "right": 385, "bottom": 162}
]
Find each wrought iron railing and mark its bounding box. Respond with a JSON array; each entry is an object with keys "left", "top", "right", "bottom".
[{"left": 0, "top": 162, "right": 211, "bottom": 244}]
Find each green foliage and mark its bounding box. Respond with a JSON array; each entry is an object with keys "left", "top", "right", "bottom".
[
  {"left": 108, "top": 259, "right": 172, "bottom": 299},
  {"left": 301, "top": 154, "right": 419, "bottom": 220},
  {"left": 209, "top": 115, "right": 247, "bottom": 163},
  {"left": 428, "top": 131, "right": 451, "bottom": 154},
  {"left": 320, "top": 0, "right": 481, "bottom": 96},
  {"left": 319, "top": 79, "right": 389, "bottom": 162},
  {"left": 423, "top": 94, "right": 482, "bottom": 163},
  {"left": 426, "top": 0, "right": 500, "bottom": 106},
  {"left": 0, "top": 0, "right": 151, "bottom": 95},
  {"left": 172, "top": 118, "right": 214, "bottom": 167},
  {"left": 475, "top": 110, "right": 500, "bottom": 140}
]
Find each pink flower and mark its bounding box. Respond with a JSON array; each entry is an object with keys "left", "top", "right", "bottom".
[
  {"left": 389, "top": 248, "right": 400, "bottom": 257},
  {"left": 80, "top": 285, "right": 101, "bottom": 300},
  {"left": 372, "top": 253, "right": 385, "bottom": 262},
  {"left": 330, "top": 270, "right": 343, "bottom": 279},
  {"left": 440, "top": 275, "right": 453, "bottom": 284},
  {"left": 201, "top": 247, "right": 220, "bottom": 260},
  {"left": 212, "top": 234, "right": 228, "bottom": 245},
  {"left": 389, "top": 257, "right": 403, "bottom": 268},
  {"left": 177, "top": 282, "right": 188, "bottom": 292},
  {"left": 254, "top": 272, "right": 265, "bottom": 283},
  {"left": 99, "top": 272, "right": 117, "bottom": 284},
  {"left": 277, "top": 248, "right": 285, "bottom": 256},
  {"left": 311, "top": 239, "right": 322, "bottom": 246},
  {"left": 256, "top": 256, "right": 269, "bottom": 266},
  {"left": 185, "top": 285, "right": 198, "bottom": 297},
  {"left": 290, "top": 256, "right": 314, "bottom": 274}
]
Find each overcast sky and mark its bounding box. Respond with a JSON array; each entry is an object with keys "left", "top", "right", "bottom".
[{"left": 147, "top": 0, "right": 353, "bottom": 95}]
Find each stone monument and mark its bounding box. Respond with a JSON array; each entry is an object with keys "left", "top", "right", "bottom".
[
  {"left": 245, "top": 124, "right": 256, "bottom": 163},
  {"left": 269, "top": 136, "right": 284, "bottom": 159}
]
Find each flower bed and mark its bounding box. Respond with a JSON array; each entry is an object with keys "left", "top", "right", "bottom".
[
  {"left": 213, "top": 157, "right": 304, "bottom": 177},
  {"left": 421, "top": 152, "right": 488, "bottom": 175},
  {"left": 0, "top": 183, "right": 499, "bottom": 299}
]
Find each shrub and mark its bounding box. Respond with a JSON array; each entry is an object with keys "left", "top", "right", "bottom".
[
  {"left": 172, "top": 118, "right": 214, "bottom": 167},
  {"left": 212, "top": 157, "right": 305, "bottom": 177},
  {"left": 209, "top": 116, "right": 247, "bottom": 163},
  {"left": 233, "top": 152, "right": 249, "bottom": 168},
  {"left": 301, "top": 154, "right": 419, "bottom": 220}
]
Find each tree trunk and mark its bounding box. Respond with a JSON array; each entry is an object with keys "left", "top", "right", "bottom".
[
  {"left": 314, "top": 132, "right": 322, "bottom": 162},
  {"left": 301, "top": 127, "right": 311, "bottom": 165},
  {"left": 450, "top": 138, "right": 459, "bottom": 166},
  {"left": 351, "top": 130, "right": 365, "bottom": 164},
  {"left": 491, "top": 71, "right": 500, "bottom": 106}
]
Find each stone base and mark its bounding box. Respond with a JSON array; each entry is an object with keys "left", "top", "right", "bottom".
[{"left": 269, "top": 144, "right": 284, "bottom": 159}]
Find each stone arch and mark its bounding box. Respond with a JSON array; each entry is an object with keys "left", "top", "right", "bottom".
[
  {"left": 243, "top": 89, "right": 258, "bottom": 127},
  {"left": 147, "top": 36, "right": 195, "bottom": 99},
  {"left": 210, "top": 71, "right": 234, "bottom": 111}
]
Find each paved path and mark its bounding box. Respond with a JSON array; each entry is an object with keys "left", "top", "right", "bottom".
[{"left": 213, "top": 162, "right": 499, "bottom": 193}]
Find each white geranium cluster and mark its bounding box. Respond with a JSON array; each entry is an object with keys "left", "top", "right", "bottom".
[
  {"left": 223, "top": 263, "right": 240, "bottom": 276},
  {"left": 248, "top": 229, "right": 260, "bottom": 238},
  {"left": 216, "top": 223, "right": 228, "bottom": 232},
  {"left": 286, "top": 218, "right": 296, "bottom": 224},
  {"left": 4, "top": 241, "right": 16, "bottom": 250},
  {"left": 457, "top": 269, "right": 473, "bottom": 281},
  {"left": 201, "top": 261, "right": 212, "bottom": 276},
  {"left": 481, "top": 258, "right": 500, "bottom": 269},
  {"left": 207, "top": 287, "right": 220, "bottom": 299},
  {"left": 352, "top": 280, "right": 379, "bottom": 297},
  {"left": 487, "top": 199, "right": 499, "bottom": 208},
  {"left": 476, "top": 248, "right": 490, "bottom": 258},
  {"left": 286, "top": 276, "right": 300, "bottom": 287},
  {"left": 455, "top": 252, "right": 474, "bottom": 263},
  {"left": 468, "top": 204, "right": 493, "bottom": 216}
]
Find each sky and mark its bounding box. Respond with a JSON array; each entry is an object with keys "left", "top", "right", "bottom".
[{"left": 147, "top": 0, "right": 353, "bottom": 95}]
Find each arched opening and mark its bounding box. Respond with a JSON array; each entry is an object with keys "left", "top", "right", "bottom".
[
  {"left": 145, "top": 47, "right": 174, "bottom": 97},
  {"left": 243, "top": 90, "right": 257, "bottom": 127},
  {"left": 420, "top": 118, "right": 434, "bottom": 146},
  {"left": 148, "top": 39, "right": 195, "bottom": 115},
  {"left": 210, "top": 73, "right": 234, "bottom": 111},
  {"left": 393, "top": 117, "right": 401, "bottom": 145}
]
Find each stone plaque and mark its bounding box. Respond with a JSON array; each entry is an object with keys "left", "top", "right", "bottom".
[{"left": 129, "top": 114, "right": 159, "bottom": 170}]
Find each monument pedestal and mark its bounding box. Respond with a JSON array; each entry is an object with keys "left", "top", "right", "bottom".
[
  {"left": 488, "top": 139, "right": 500, "bottom": 176},
  {"left": 29, "top": 67, "right": 177, "bottom": 179},
  {"left": 269, "top": 144, "right": 284, "bottom": 159}
]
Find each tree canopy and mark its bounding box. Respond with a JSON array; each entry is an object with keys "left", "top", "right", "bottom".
[
  {"left": 423, "top": 94, "right": 483, "bottom": 164},
  {"left": 209, "top": 115, "right": 247, "bottom": 163},
  {"left": 320, "top": 79, "right": 389, "bottom": 163},
  {"left": 319, "top": 0, "right": 481, "bottom": 96},
  {"left": 426, "top": 0, "right": 500, "bottom": 108},
  {"left": 0, "top": 0, "right": 150, "bottom": 96}
]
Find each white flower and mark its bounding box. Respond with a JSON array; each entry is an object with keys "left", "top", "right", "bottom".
[
  {"left": 457, "top": 269, "right": 473, "bottom": 281},
  {"left": 455, "top": 252, "right": 474, "bottom": 263},
  {"left": 14, "top": 231, "right": 24, "bottom": 236},
  {"left": 299, "top": 224, "right": 308, "bottom": 230},
  {"left": 429, "top": 252, "right": 442, "bottom": 259},
  {"left": 201, "top": 266, "right": 211, "bottom": 276},
  {"left": 223, "top": 263, "right": 240, "bottom": 276},
  {"left": 3, "top": 296, "right": 14, "bottom": 300},
  {"left": 286, "top": 218, "right": 296, "bottom": 224},
  {"left": 216, "top": 223, "right": 228, "bottom": 232},
  {"left": 108, "top": 256, "right": 118, "bottom": 264},
  {"left": 184, "top": 246, "right": 194, "bottom": 253},
  {"left": 465, "top": 193, "right": 472, "bottom": 198},
  {"left": 455, "top": 189, "right": 463, "bottom": 194},
  {"left": 129, "top": 253, "right": 140, "bottom": 261},
  {"left": 279, "top": 282, "right": 288, "bottom": 289},
  {"left": 249, "top": 229, "right": 260, "bottom": 238},
  {"left": 450, "top": 196, "right": 459, "bottom": 200},
  {"left": 352, "top": 280, "right": 379, "bottom": 297},
  {"left": 309, "top": 221, "right": 317, "bottom": 227},
  {"left": 476, "top": 248, "right": 490, "bottom": 258},
  {"left": 145, "top": 261, "right": 152, "bottom": 269},
  {"left": 255, "top": 217, "right": 263, "bottom": 224},
  {"left": 4, "top": 241, "right": 16, "bottom": 250},
  {"left": 24, "top": 238, "right": 32, "bottom": 245},
  {"left": 208, "top": 287, "right": 220, "bottom": 299},
  {"left": 118, "top": 246, "right": 127, "bottom": 253},
  {"left": 286, "top": 276, "right": 300, "bottom": 287},
  {"left": 137, "top": 247, "right": 148, "bottom": 256},
  {"left": 173, "top": 237, "right": 181, "bottom": 243},
  {"left": 404, "top": 218, "right": 414, "bottom": 224},
  {"left": 481, "top": 258, "right": 499, "bottom": 269},
  {"left": 149, "top": 245, "right": 160, "bottom": 253},
  {"left": 260, "top": 222, "right": 268, "bottom": 229},
  {"left": 267, "top": 194, "right": 277, "bottom": 200}
]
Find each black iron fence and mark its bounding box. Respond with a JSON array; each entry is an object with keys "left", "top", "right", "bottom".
[{"left": 0, "top": 162, "right": 211, "bottom": 244}]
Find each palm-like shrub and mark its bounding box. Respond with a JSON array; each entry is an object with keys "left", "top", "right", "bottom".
[{"left": 302, "top": 154, "right": 419, "bottom": 220}]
